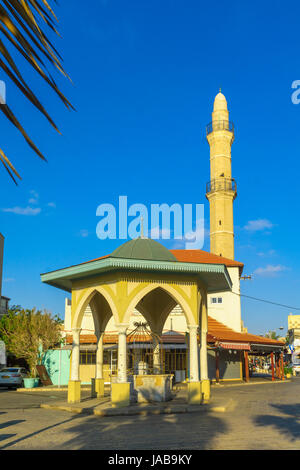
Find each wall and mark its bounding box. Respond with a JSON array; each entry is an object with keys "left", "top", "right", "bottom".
[
  {"left": 288, "top": 314, "right": 300, "bottom": 330},
  {"left": 79, "top": 364, "right": 95, "bottom": 384},
  {"left": 207, "top": 266, "right": 242, "bottom": 332},
  {"left": 207, "top": 349, "right": 242, "bottom": 381},
  {"left": 79, "top": 363, "right": 111, "bottom": 384},
  {"left": 42, "top": 349, "right": 71, "bottom": 386}
]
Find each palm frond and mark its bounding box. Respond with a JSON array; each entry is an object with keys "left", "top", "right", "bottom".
[{"left": 0, "top": 0, "right": 73, "bottom": 183}]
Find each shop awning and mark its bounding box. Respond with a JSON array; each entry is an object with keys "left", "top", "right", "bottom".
[{"left": 220, "top": 342, "right": 250, "bottom": 351}]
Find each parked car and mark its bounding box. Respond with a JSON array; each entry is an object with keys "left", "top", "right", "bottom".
[{"left": 0, "top": 367, "right": 28, "bottom": 389}]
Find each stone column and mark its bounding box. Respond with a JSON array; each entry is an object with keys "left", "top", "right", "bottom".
[
  {"left": 187, "top": 324, "right": 201, "bottom": 405},
  {"left": 188, "top": 325, "right": 199, "bottom": 382},
  {"left": 117, "top": 324, "right": 128, "bottom": 383},
  {"left": 92, "top": 331, "right": 105, "bottom": 398},
  {"left": 96, "top": 332, "right": 104, "bottom": 379},
  {"left": 200, "top": 322, "right": 208, "bottom": 381},
  {"left": 68, "top": 327, "right": 81, "bottom": 403},
  {"left": 200, "top": 298, "right": 210, "bottom": 402},
  {"left": 153, "top": 333, "right": 161, "bottom": 375},
  {"left": 111, "top": 323, "right": 130, "bottom": 408},
  {"left": 70, "top": 328, "right": 81, "bottom": 381}
]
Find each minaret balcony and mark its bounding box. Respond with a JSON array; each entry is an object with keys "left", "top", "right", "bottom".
[
  {"left": 206, "top": 120, "right": 234, "bottom": 136},
  {"left": 206, "top": 178, "right": 237, "bottom": 198}
]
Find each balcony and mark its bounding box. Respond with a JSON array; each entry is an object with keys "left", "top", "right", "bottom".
[
  {"left": 206, "top": 178, "right": 237, "bottom": 197},
  {"left": 206, "top": 120, "right": 234, "bottom": 136}
]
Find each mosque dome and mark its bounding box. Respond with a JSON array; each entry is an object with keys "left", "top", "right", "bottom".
[
  {"left": 213, "top": 91, "right": 228, "bottom": 111},
  {"left": 111, "top": 238, "right": 177, "bottom": 262}
]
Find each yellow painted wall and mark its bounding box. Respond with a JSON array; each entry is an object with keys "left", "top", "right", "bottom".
[{"left": 71, "top": 272, "right": 202, "bottom": 330}]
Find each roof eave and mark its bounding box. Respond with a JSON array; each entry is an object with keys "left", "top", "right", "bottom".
[{"left": 41, "top": 257, "right": 232, "bottom": 293}]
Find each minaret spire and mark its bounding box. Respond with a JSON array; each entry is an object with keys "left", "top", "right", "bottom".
[{"left": 205, "top": 91, "right": 236, "bottom": 259}]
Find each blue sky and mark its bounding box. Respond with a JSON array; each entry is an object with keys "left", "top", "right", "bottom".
[{"left": 1, "top": 0, "right": 300, "bottom": 335}]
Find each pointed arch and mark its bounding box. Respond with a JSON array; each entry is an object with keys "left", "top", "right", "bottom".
[
  {"left": 123, "top": 283, "right": 197, "bottom": 327},
  {"left": 72, "top": 286, "right": 119, "bottom": 331}
]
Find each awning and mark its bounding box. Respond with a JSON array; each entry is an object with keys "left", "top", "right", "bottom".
[
  {"left": 220, "top": 342, "right": 250, "bottom": 351},
  {"left": 250, "top": 343, "right": 283, "bottom": 353}
]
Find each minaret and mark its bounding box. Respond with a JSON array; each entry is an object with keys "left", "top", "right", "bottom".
[{"left": 206, "top": 91, "right": 237, "bottom": 260}]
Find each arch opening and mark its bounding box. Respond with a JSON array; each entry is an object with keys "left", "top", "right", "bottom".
[
  {"left": 72, "top": 287, "right": 118, "bottom": 333},
  {"left": 124, "top": 286, "right": 194, "bottom": 378}
]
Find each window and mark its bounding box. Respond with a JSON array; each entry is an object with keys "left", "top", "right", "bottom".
[
  {"left": 80, "top": 351, "right": 96, "bottom": 365},
  {"left": 210, "top": 297, "right": 222, "bottom": 304}
]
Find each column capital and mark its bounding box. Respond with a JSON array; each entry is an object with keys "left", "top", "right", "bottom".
[
  {"left": 115, "top": 323, "right": 129, "bottom": 334},
  {"left": 187, "top": 324, "right": 199, "bottom": 332},
  {"left": 95, "top": 330, "right": 105, "bottom": 339},
  {"left": 72, "top": 327, "right": 82, "bottom": 333}
]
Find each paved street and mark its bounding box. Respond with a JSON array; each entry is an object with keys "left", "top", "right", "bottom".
[{"left": 0, "top": 379, "right": 300, "bottom": 450}]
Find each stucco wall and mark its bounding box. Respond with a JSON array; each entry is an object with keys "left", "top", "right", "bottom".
[
  {"left": 207, "top": 349, "right": 242, "bottom": 381},
  {"left": 43, "top": 349, "right": 71, "bottom": 386},
  {"left": 207, "top": 266, "right": 242, "bottom": 332}
]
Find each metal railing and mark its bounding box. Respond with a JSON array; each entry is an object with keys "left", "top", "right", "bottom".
[
  {"left": 206, "top": 178, "right": 237, "bottom": 195},
  {"left": 206, "top": 120, "right": 234, "bottom": 136}
]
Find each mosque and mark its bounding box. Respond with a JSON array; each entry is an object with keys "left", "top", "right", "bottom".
[{"left": 41, "top": 92, "right": 284, "bottom": 407}]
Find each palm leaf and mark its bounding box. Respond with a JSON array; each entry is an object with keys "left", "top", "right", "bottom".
[{"left": 0, "top": 0, "right": 73, "bottom": 183}]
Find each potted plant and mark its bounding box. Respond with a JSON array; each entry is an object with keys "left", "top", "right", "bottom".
[{"left": 23, "top": 368, "right": 40, "bottom": 388}]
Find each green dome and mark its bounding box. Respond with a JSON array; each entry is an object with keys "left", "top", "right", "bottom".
[{"left": 111, "top": 238, "right": 177, "bottom": 262}]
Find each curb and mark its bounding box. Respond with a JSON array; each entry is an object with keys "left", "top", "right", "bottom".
[
  {"left": 17, "top": 387, "right": 92, "bottom": 392},
  {"left": 40, "top": 400, "right": 232, "bottom": 417},
  {"left": 18, "top": 380, "right": 290, "bottom": 393},
  {"left": 212, "top": 379, "right": 291, "bottom": 388}
]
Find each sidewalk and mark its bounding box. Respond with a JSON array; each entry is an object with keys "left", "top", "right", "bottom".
[
  {"left": 20, "top": 374, "right": 286, "bottom": 393},
  {"left": 37, "top": 377, "right": 290, "bottom": 418},
  {"left": 40, "top": 387, "right": 235, "bottom": 417}
]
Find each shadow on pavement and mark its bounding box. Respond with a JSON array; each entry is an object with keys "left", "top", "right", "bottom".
[
  {"left": 0, "top": 434, "right": 17, "bottom": 442},
  {"left": 254, "top": 403, "right": 300, "bottom": 441},
  {"left": 54, "top": 410, "right": 228, "bottom": 450},
  {"left": 0, "top": 420, "right": 25, "bottom": 429},
  {"left": 0, "top": 413, "right": 84, "bottom": 449}
]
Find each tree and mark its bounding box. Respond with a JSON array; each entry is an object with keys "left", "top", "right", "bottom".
[
  {"left": 0, "top": 0, "right": 73, "bottom": 183},
  {"left": 265, "top": 330, "right": 280, "bottom": 340},
  {"left": 0, "top": 306, "right": 62, "bottom": 376}
]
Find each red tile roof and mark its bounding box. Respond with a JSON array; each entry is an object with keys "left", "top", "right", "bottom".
[
  {"left": 207, "top": 316, "right": 285, "bottom": 346},
  {"left": 66, "top": 331, "right": 187, "bottom": 345},
  {"left": 170, "top": 249, "right": 244, "bottom": 273}
]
